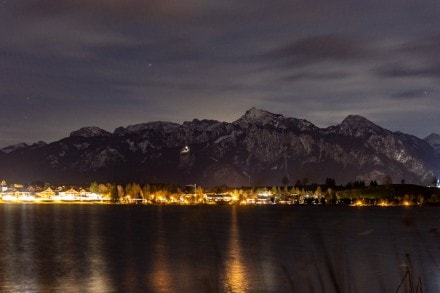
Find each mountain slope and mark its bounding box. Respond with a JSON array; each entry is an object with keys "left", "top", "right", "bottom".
[
  {"left": 425, "top": 133, "right": 440, "bottom": 155},
  {"left": 1, "top": 109, "right": 438, "bottom": 186}
]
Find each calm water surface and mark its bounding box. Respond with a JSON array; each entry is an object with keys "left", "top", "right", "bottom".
[{"left": 0, "top": 205, "right": 439, "bottom": 292}]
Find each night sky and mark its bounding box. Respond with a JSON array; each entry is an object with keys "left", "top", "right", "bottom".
[{"left": 1, "top": 0, "right": 439, "bottom": 147}]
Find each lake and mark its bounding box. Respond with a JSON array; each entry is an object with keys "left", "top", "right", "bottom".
[{"left": 0, "top": 204, "right": 439, "bottom": 292}]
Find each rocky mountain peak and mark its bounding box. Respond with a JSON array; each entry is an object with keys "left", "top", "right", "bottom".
[
  {"left": 425, "top": 133, "right": 440, "bottom": 142},
  {"left": 244, "top": 107, "right": 281, "bottom": 119},
  {"left": 234, "top": 107, "right": 284, "bottom": 127},
  {"left": 33, "top": 141, "right": 47, "bottom": 147},
  {"left": 334, "top": 115, "right": 387, "bottom": 137},
  {"left": 425, "top": 133, "right": 440, "bottom": 153},
  {"left": 1, "top": 142, "right": 29, "bottom": 154},
  {"left": 1, "top": 108, "right": 438, "bottom": 186},
  {"left": 70, "top": 127, "right": 111, "bottom": 138},
  {"left": 341, "top": 115, "right": 375, "bottom": 128},
  {"left": 183, "top": 119, "right": 220, "bottom": 129},
  {"left": 30, "top": 141, "right": 47, "bottom": 150},
  {"left": 114, "top": 121, "right": 180, "bottom": 135},
  {"left": 0, "top": 140, "right": 47, "bottom": 154}
]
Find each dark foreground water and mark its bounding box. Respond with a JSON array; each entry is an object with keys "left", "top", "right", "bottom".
[{"left": 0, "top": 205, "right": 439, "bottom": 292}]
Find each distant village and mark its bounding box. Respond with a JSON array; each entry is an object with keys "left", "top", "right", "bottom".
[
  {"left": 0, "top": 180, "right": 303, "bottom": 205},
  {"left": 1, "top": 179, "right": 440, "bottom": 206},
  {"left": 0, "top": 180, "right": 103, "bottom": 203}
]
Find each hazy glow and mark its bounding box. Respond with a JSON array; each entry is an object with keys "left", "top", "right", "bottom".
[
  {"left": 224, "top": 207, "right": 248, "bottom": 291},
  {"left": 150, "top": 209, "right": 172, "bottom": 291}
]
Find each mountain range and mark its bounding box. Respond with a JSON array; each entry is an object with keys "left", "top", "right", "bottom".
[{"left": 1, "top": 108, "right": 439, "bottom": 187}]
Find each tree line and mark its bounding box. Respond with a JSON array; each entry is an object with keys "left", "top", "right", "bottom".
[{"left": 84, "top": 178, "right": 440, "bottom": 205}]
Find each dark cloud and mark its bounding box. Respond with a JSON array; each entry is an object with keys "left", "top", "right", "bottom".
[
  {"left": 19, "top": 0, "right": 202, "bottom": 24},
  {"left": 283, "top": 71, "right": 349, "bottom": 82},
  {"left": 1, "top": 0, "right": 440, "bottom": 146},
  {"left": 391, "top": 88, "right": 434, "bottom": 99},
  {"left": 372, "top": 35, "right": 440, "bottom": 79},
  {"left": 268, "top": 35, "right": 369, "bottom": 66},
  {"left": 400, "top": 35, "right": 440, "bottom": 58},
  {"left": 374, "top": 63, "right": 440, "bottom": 78}
]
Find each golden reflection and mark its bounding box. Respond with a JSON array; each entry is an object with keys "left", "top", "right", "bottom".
[
  {"left": 150, "top": 207, "right": 172, "bottom": 292},
  {"left": 224, "top": 207, "right": 248, "bottom": 291}
]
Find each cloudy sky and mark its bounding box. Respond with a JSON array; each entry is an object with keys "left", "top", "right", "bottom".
[{"left": 1, "top": 0, "right": 439, "bottom": 147}]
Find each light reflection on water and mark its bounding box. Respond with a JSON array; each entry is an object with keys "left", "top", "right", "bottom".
[
  {"left": 0, "top": 205, "right": 439, "bottom": 292},
  {"left": 150, "top": 206, "right": 172, "bottom": 292},
  {"left": 224, "top": 207, "right": 248, "bottom": 292},
  {"left": 0, "top": 205, "right": 112, "bottom": 292}
]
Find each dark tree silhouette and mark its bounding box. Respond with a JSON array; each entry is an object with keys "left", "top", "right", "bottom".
[
  {"left": 282, "top": 176, "right": 289, "bottom": 187},
  {"left": 325, "top": 177, "right": 336, "bottom": 187},
  {"left": 110, "top": 185, "right": 119, "bottom": 203}
]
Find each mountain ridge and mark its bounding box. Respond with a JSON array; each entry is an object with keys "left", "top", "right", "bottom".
[{"left": 1, "top": 108, "right": 438, "bottom": 186}]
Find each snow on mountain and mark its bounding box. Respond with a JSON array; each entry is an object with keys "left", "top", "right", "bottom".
[
  {"left": 1, "top": 108, "right": 438, "bottom": 186},
  {"left": 114, "top": 121, "right": 180, "bottom": 135},
  {"left": 425, "top": 133, "right": 440, "bottom": 148},
  {"left": 425, "top": 133, "right": 440, "bottom": 156},
  {"left": 234, "top": 107, "right": 285, "bottom": 127},
  {"left": 70, "top": 126, "right": 111, "bottom": 138},
  {"left": 234, "top": 107, "right": 317, "bottom": 132},
  {"left": 31, "top": 141, "right": 47, "bottom": 148},
  {"left": 326, "top": 115, "right": 388, "bottom": 137},
  {"left": 1, "top": 142, "right": 29, "bottom": 154}
]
